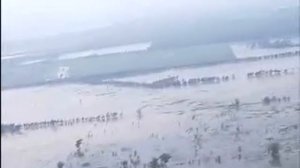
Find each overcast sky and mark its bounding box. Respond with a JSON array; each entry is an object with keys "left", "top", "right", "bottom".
[{"left": 2, "top": 0, "right": 298, "bottom": 42}]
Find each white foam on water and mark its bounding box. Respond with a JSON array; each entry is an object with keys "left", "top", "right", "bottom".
[
  {"left": 58, "top": 42, "right": 152, "bottom": 60},
  {"left": 1, "top": 53, "right": 27, "bottom": 60},
  {"left": 19, "top": 59, "right": 46, "bottom": 65}
]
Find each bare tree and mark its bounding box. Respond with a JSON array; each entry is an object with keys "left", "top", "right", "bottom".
[
  {"left": 159, "top": 153, "right": 171, "bottom": 167},
  {"left": 268, "top": 142, "right": 281, "bottom": 167},
  {"left": 57, "top": 161, "right": 64, "bottom": 168},
  {"left": 121, "top": 160, "right": 128, "bottom": 168},
  {"left": 149, "top": 158, "right": 160, "bottom": 168},
  {"left": 75, "top": 139, "right": 84, "bottom": 157}
]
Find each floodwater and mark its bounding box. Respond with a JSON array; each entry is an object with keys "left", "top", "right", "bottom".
[{"left": 1, "top": 56, "right": 299, "bottom": 168}]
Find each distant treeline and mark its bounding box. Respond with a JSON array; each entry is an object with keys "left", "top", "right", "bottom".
[
  {"left": 104, "top": 74, "right": 235, "bottom": 89},
  {"left": 1, "top": 112, "right": 122, "bottom": 135},
  {"left": 104, "top": 66, "right": 296, "bottom": 89},
  {"left": 247, "top": 68, "right": 296, "bottom": 79}
]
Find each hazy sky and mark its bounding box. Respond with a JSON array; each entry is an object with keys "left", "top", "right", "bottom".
[{"left": 2, "top": 0, "right": 298, "bottom": 42}]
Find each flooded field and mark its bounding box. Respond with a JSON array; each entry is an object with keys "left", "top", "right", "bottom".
[{"left": 1, "top": 56, "right": 300, "bottom": 168}]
